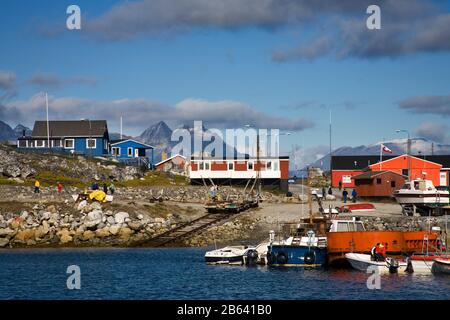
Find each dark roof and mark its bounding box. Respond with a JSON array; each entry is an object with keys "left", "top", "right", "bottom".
[
  {"left": 331, "top": 154, "right": 450, "bottom": 170},
  {"left": 331, "top": 155, "right": 396, "bottom": 170},
  {"left": 32, "top": 120, "right": 108, "bottom": 138},
  {"left": 190, "top": 155, "right": 289, "bottom": 160},
  {"left": 352, "top": 170, "right": 407, "bottom": 180},
  {"left": 110, "top": 139, "right": 153, "bottom": 149}
]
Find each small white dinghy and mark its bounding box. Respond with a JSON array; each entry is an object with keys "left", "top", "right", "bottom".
[
  {"left": 205, "top": 245, "right": 258, "bottom": 265},
  {"left": 346, "top": 253, "right": 406, "bottom": 274},
  {"left": 432, "top": 258, "right": 450, "bottom": 275}
]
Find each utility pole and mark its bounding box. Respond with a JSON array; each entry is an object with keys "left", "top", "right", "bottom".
[{"left": 45, "top": 92, "right": 50, "bottom": 150}]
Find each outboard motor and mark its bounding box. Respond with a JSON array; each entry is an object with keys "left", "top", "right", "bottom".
[
  {"left": 386, "top": 258, "right": 399, "bottom": 274},
  {"left": 245, "top": 249, "right": 258, "bottom": 266},
  {"left": 405, "top": 257, "right": 414, "bottom": 273}
]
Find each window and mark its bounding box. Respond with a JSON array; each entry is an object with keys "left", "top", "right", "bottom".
[
  {"left": 274, "top": 161, "right": 279, "bottom": 171},
  {"left": 128, "top": 147, "right": 133, "bottom": 157},
  {"left": 204, "top": 162, "right": 210, "bottom": 170},
  {"left": 391, "top": 181, "right": 396, "bottom": 188},
  {"left": 376, "top": 178, "right": 382, "bottom": 184},
  {"left": 112, "top": 147, "right": 121, "bottom": 156},
  {"left": 337, "top": 222, "right": 349, "bottom": 232},
  {"left": 402, "top": 169, "right": 409, "bottom": 177},
  {"left": 64, "top": 139, "right": 74, "bottom": 149},
  {"left": 266, "top": 161, "right": 272, "bottom": 170},
  {"left": 104, "top": 139, "right": 108, "bottom": 150},
  {"left": 18, "top": 140, "right": 27, "bottom": 148},
  {"left": 248, "top": 161, "right": 254, "bottom": 170},
  {"left": 35, "top": 140, "right": 45, "bottom": 148},
  {"left": 86, "top": 138, "right": 96, "bottom": 149},
  {"left": 53, "top": 139, "right": 61, "bottom": 147},
  {"left": 199, "top": 162, "right": 204, "bottom": 170},
  {"left": 228, "top": 162, "right": 234, "bottom": 170}
]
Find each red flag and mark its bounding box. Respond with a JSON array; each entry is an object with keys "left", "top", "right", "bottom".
[{"left": 382, "top": 144, "right": 392, "bottom": 153}]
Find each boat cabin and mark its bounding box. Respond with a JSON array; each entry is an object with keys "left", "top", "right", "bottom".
[
  {"left": 400, "top": 179, "right": 436, "bottom": 191},
  {"left": 329, "top": 219, "right": 366, "bottom": 232}
]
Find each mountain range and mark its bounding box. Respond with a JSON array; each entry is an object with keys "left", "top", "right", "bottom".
[{"left": 0, "top": 121, "right": 32, "bottom": 142}]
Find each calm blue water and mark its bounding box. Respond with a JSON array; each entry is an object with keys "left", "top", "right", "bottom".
[{"left": 0, "top": 247, "right": 449, "bottom": 300}]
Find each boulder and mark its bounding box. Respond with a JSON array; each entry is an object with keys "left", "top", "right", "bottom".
[
  {"left": 84, "top": 210, "right": 103, "bottom": 228},
  {"left": 77, "top": 200, "right": 88, "bottom": 211},
  {"left": 109, "top": 225, "right": 120, "bottom": 235},
  {"left": 3, "top": 165, "right": 21, "bottom": 178},
  {"left": 15, "top": 229, "right": 35, "bottom": 242},
  {"left": 0, "top": 228, "right": 16, "bottom": 237},
  {"left": 95, "top": 227, "right": 110, "bottom": 238},
  {"left": 106, "top": 216, "right": 116, "bottom": 225},
  {"left": 118, "top": 227, "right": 133, "bottom": 241},
  {"left": 82, "top": 230, "right": 95, "bottom": 241},
  {"left": 0, "top": 238, "right": 9, "bottom": 247},
  {"left": 127, "top": 221, "right": 143, "bottom": 231},
  {"left": 114, "top": 212, "right": 129, "bottom": 224}
]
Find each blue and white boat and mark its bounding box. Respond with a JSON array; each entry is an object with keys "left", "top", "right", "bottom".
[{"left": 267, "top": 226, "right": 328, "bottom": 268}]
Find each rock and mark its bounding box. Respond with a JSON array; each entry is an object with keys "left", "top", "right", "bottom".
[
  {"left": 87, "top": 202, "right": 102, "bottom": 211},
  {"left": 106, "top": 216, "right": 115, "bottom": 225},
  {"left": 3, "top": 165, "right": 21, "bottom": 178},
  {"left": 84, "top": 210, "right": 103, "bottom": 228},
  {"left": 118, "top": 227, "right": 133, "bottom": 241},
  {"left": 137, "top": 214, "right": 144, "bottom": 220},
  {"left": 60, "top": 233, "right": 73, "bottom": 244},
  {"left": 114, "top": 212, "right": 129, "bottom": 224},
  {"left": 127, "top": 221, "right": 142, "bottom": 231},
  {"left": 82, "top": 230, "right": 95, "bottom": 241},
  {"left": 95, "top": 227, "right": 110, "bottom": 238},
  {"left": 34, "top": 224, "right": 50, "bottom": 239},
  {"left": 46, "top": 205, "right": 57, "bottom": 214},
  {"left": 20, "top": 166, "right": 36, "bottom": 178},
  {"left": 15, "top": 229, "right": 35, "bottom": 242},
  {"left": 109, "top": 225, "right": 120, "bottom": 235},
  {"left": 155, "top": 217, "right": 165, "bottom": 223},
  {"left": 0, "top": 238, "right": 9, "bottom": 247},
  {"left": 77, "top": 200, "right": 88, "bottom": 211},
  {"left": 41, "top": 212, "right": 51, "bottom": 220},
  {"left": 10, "top": 219, "right": 22, "bottom": 229},
  {"left": 0, "top": 228, "right": 16, "bottom": 237}
]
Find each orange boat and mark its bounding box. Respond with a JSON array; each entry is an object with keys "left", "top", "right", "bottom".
[{"left": 327, "top": 220, "right": 440, "bottom": 265}]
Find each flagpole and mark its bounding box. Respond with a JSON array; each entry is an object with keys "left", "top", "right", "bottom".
[
  {"left": 379, "top": 143, "right": 382, "bottom": 171},
  {"left": 45, "top": 92, "right": 50, "bottom": 150}
]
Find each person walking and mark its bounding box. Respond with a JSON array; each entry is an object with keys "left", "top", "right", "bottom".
[
  {"left": 342, "top": 188, "right": 348, "bottom": 203},
  {"left": 351, "top": 188, "right": 357, "bottom": 203},
  {"left": 92, "top": 182, "right": 99, "bottom": 190},
  {"left": 103, "top": 183, "right": 108, "bottom": 194},
  {"left": 328, "top": 186, "right": 333, "bottom": 195},
  {"left": 34, "top": 179, "right": 40, "bottom": 194},
  {"left": 57, "top": 182, "right": 63, "bottom": 194}
]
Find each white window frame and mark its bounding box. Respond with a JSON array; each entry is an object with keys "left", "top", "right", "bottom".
[
  {"left": 204, "top": 161, "right": 210, "bottom": 170},
  {"left": 274, "top": 161, "right": 279, "bottom": 171},
  {"left": 199, "top": 162, "right": 204, "bottom": 170},
  {"left": 128, "top": 147, "right": 133, "bottom": 157},
  {"left": 64, "top": 139, "right": 75, "bottom": 149},
  {"left": 53, "top": 139, "right": 62, "bottom": 148},
  {"left": 112, "top": 147, "right": 121, "bottom": 156},
  {"left": 228, "top": 161, "right": 234, "bottom": 171},
  {"left": 86, "top": 138, "right": 96, "bottom": 149},
  {"left": 247, "top": 161, "right": 254, "bottom": 171},
  {"left": 35, "top": 140, "right": 45, "bottom": 148}
]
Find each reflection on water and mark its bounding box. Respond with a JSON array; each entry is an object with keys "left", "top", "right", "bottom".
[{"left": 0, "top": 247, "right": 448, "bottom": 300}]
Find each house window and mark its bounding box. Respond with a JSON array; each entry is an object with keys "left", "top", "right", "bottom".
[
  {"left": 35, "top": 140, "right": 45, "bottom": 148},
  {"left": 267, "top": 161, "right": 272, "bottom": 170},
  {"left": 53, "top": 139, "right": 61, "bottom": 147},
  {"left": 112, "top": 147, "right": 120, "bottom": 156},
  {"left": 18, "top": 140, "right": 27, "bottom": 148},
  {"left": 86, "top": 139, "right": 96, "bottom": 149},
  {"left": 199, "top": 162, "right": 204, "bottom": 170},
  {"left": 376, "top": 178, "right": 382, "bottom": 184},
  {"left": 228, "top": 162, "right": 234, "bottom": 170},
  {"left": 204, "top": 162, "right": 210, "bottom": 170},
  {"left": 274, "top": 161, "right": 279, "bottom": 171},
  {"left": 248, "top": 161, "right": 254, "bottom": 170},
  {"left": 391, "top": 181, "right": 396, "bottom": 188},
  {"left": 104, "top": 139, "right": 108, "bottom": 150},
  {"left": 64, "top": 139, "right": 74, "bottom": 149},
  {"left": 402, "top": 169, "right": 409, "bottom": 177},
  {"left": 128, "top": 147, "right": 133, "bottom": 157}
]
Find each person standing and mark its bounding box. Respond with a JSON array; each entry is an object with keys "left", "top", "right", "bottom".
[
  {"left": 109, "top": 182, "right": 116, "bottom": 195},
  {"left": 103, "top": 183, "right": 108, "bottom": 194},
  {"left": 328, "top": 186, "right": 333, "bottom": 195},
  {"left": 92, "top": 182, "right": 99, "bottom": 190},
  {"left": 338, "top": 181, "right": 342, "bottom": 191},
  {"left": 342, "top": 188, "right": 348, "bottom": 203},
  {"left": 351, "top": 188, "right": 357, "bottom": 203},
  {"left": 322, "top": 187, "right": 326, "bottom": 198},
  {"left": 34, "top": 180, "right": 40, "bottom": 194},
  {"left": 57, "top": 182, "right": 63, "bottom": 194}
]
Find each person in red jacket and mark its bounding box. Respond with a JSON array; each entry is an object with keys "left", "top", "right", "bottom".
[
  {"left": 57, "top": 182, "right": 63, "bottom": 194},
  {"left": 375, "top": 243, "right": 386, "bottom": 261}
]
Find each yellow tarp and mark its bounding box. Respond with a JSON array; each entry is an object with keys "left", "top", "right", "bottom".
[{"left": 89, "top": 190, "right": 107, "bottom": 202}]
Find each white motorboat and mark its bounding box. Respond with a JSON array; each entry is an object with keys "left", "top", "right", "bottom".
[
  {"left": 346, "top": 253, "right": 406, "bottom": 274},
  {"left": 346, "top": 253, "right": 434, "bottom": 274},
  {"left": 432, "top": 258, "right": 450, "bottom": 275},
  {"left": 204, "top": 245, "right": 258, "bottom": 265},
  {"left": 393, "top": 179, "right": 449, "bottom": 205}
]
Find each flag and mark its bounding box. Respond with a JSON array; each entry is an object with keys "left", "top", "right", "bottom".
[{"left": 381, "top": 144, "right": 393, "bottom": 153}]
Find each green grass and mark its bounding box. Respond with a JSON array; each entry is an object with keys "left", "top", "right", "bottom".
[
  {"left": 117, "top": 171, "right": 188, "bottom": 187},
  {"left": 34, "top": 171, "right": 85, "bottom": 187},
  {"left": 0, "top": 177, "right": 21, "bottom": 185}
]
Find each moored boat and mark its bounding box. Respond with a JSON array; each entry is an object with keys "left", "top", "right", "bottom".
[
  {"left": 393, "top": 179, "right": 449, "bottom": 205},
  {"left": 345, "top": 253, "right": 406, "bottom": 274},
  {"left": 432, "top": 258, "right": 450, "bottom": 275},
  {"left": 205, "top": 245, "right": 258, "bottom": 265}
]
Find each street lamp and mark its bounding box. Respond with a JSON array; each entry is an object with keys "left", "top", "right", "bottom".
[{"left": 396, "top": 129, "right": 411, "bottom": 181}]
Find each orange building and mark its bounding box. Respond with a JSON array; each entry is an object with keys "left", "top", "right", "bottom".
[{"left": 368, "top": 155, "right": 442, "bottom": 186}]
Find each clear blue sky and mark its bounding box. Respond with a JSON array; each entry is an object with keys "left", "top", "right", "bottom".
[{"left": 1, "top": 0, "right": 449, "bottom": 156}]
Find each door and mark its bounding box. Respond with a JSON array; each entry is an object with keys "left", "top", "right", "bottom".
[
  {"left": 134, "top": 148, "right": 139, "bottom": 158},
  {"left": 440, "top": 172, "right": 447, "bottom": 186}
]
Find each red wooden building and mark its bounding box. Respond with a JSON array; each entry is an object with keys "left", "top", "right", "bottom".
[
  {"left": 331, "top": 154, "right": 448, "bottom": 188},
  {"left": 352, "top": 170, "right": 407, "bottom": 198}
]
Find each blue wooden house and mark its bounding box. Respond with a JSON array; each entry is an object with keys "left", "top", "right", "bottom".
[
  {"left": 17, "top": 120, "right": 110, "bottom": 156},
  {"left": 110, "top": 139, "right": 154, "bottom": 168}
]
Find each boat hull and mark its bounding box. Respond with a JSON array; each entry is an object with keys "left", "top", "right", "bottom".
[
  {"left": 432, "top": 259, "right": 450, "bottom": 275},
  {"left": 267, "top": 245, "right": 327, "bottom": 267},
  {"left": 393, "top": 192, "right": 450, "bottom": 205},
  {"left": 327, "top": 231, "right": 439, "bottom": 265},
  {"left": 205, "top": 255, "right": 244, "bottom": 265}
]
